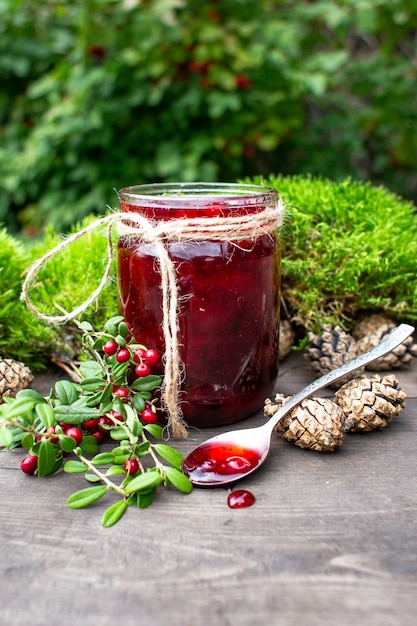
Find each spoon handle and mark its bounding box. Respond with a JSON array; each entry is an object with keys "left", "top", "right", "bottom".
[{"left": 268, "top": 323, "right": 415, "bottom": 433}]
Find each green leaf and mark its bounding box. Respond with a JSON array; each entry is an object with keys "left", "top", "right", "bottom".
[
  {"left": 110, "top": 427, "right": 129, "bottom": 441},
  {"left": 21, "top": 432, "right": 35, "bottom": 449},
  {"left": 54, "top": 380, "right": 79, "bottom": 405},
  {"left": 79, "top": 360, "right": 103, "bottom": 378},
  {"left": 78, "top": 321, "right": 94, "bottom": 332},
  {"left": 112, "top": 396, "right": 127, "bottom": 418},
  {"left": 80, "top": 435, "right": 99, "bottom": 455},
  {"left": 154, "top": 444, "right": 184, "bottom": 469},
  {"left": 35, "top": 403, "right": 55, "bottom": 428},
  {"left": 103, "top": 316, "right": 124, "bottom": 334},
  {"left": 91, "top": 452, "right": 114, "bottom": 465},
  {"left": 37, "top": 440, "right": 59, "bottom": 477},
  {"left": 134, "top": 441, "right": 150, "bottom": 457},
  {"left": 54, "top": 404, "right": 100, "bottom": 424},
  {"left": 64, "top": 460, "right": 89, "bottom": 474},
  {"left": 124, "top": 470, "right": 163, "bottom": 494},
  {"left": 0, "top": 425, "right": 13, "bottom": 448},
  {"left": 16, "top": 389, "right": 46, "bottom": 404},
  {"left": 144, "top": 423, "right": 163, "bottom": 440},
  {"left": 131, "top": 375, "right": 162, "bottom": 392},
  {"left": 100, "top": 382, "right": 113, "bottom": 405},
  {"left": 85, "top": 473, "right": 102, "bottom": 483},
  {"left": 0, "top": 397, "right": 36, "bottom": 419},
  {"left": 115, "top": 334, "right": 126, "bottom": 346},
  {"left": 118, "top": 321, "right": 130, "bottom": 337},
  {"left": 106, "top": 465, "right": 125, "bottom": 476},
  {"left": 67, "top": 485, "right": 107, "bottom": 509},
  {"left": 137, "top": 488, "right": 157, "bottom": 509},
  {"left": 163, "top": 466, "right": 193, "bottom": 493},
  {"left": 59, "top": 435, "right": 77, "bottom": 452},
  {"left": 85, "top": 391, "right": 104, "bottom": 407},
  {"left": 79, "top": 377, "right": 106, "bottom": 392},
  {"left": 101, "top": 500, "right": 128, "bottom": 527},
  {"left": 132, "top": 394, "right": 146, "bottom": 413}
]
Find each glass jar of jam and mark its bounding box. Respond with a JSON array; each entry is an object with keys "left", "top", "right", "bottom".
[{"left": 117, "top": 182, "right": 282, "bottom": 428}]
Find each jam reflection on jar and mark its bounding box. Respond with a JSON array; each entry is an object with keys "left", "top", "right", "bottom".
[{"left": 118, "top": 183, "right": 281, "bottom": 428}]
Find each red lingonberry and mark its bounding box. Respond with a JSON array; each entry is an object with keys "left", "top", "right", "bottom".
[
  {"left": 145, "top": 348, "right": 159, "bottom": 366},
  {"left": 135, "top": 362, "right": 151, "bottom": 377},
  {"left": 83, "top": 418, "right": 99, "bottom": 431},
  {"left": 133, "top": 347, "right": 147, "bottom": 363},
  {"left": 97, "top": 416, "right": 113, "bottom": 433},
  {"left": 116, "top": 348, "right": 131, "bottom": 363},
  {"left": 113, "top": 387, "right": 129, "bottom": 400},
  {"left": 141, "top": 408, "right": 157, "bottom": 424},
  {"left": 124, "top": 458, "right": 140, "bottom": 475},
  {"left": 108, "top": 410, "right": 125, "bottom": 423},
  {"left": 20, "top": 454, "right": 38, "bottom": 475},
  {"left": 46, "top": 426, "right": 59, "bottom": 444},
  {"left": 91, "top": 430, "right": 105, "bottom": 444},
  {"left": 65, "top": 427, "right": 83, "bottom": 446},
  {"left": 103, "top": 340, "right": 118, "bottom": 355}
]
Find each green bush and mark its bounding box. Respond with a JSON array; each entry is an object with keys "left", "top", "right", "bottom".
[{"left": 1, "top": 0, "right": 416, "bottom": 233}]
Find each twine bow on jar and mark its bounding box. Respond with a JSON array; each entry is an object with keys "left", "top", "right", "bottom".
[{"left": 21, "top": 200, "right": 285, "bottom": 438}]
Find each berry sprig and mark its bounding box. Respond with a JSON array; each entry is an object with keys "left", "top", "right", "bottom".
[{"left": 0, "top": 315, "right": 192, "bottom": 527}]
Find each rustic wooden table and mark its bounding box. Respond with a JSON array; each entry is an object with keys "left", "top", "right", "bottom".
[{"left": 1, "top": 350, "right": 416, "bottom": 626}]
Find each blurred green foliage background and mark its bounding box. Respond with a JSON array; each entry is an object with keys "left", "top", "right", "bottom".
[{"left": 1, "top": 0, "right": 416, "bottom": 235}]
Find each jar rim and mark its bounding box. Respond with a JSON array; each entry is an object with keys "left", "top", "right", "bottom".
[{"left": 118, "top": 182, "right": 278, "bottom": 206}]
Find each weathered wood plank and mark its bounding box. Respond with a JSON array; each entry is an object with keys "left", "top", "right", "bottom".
[{"left": 1, "top": 351, "right": 416, "bottom": 626}]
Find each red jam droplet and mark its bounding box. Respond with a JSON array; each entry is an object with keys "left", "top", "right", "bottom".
[
  {"left": 227, "top": 489, "right": 256, "bottom": 509},
  {"left": 182, "top": 441, "right": 262, "bottom": 485}
]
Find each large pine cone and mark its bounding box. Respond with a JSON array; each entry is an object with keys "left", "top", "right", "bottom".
[
  {"left": 0, "top": 358, "right": 34, "bottom": 401},
  {"left": 334, "top": 373, "right": 406, "bottom": 431},
  {"left": 304, "top": 324, "right": 364, "bottom": 388},
  {"left": 264, "top": 394, "right": 354, "bottom": 452},
  {"left": 353, "top": 314, "right": 417, "bottom": 370}
]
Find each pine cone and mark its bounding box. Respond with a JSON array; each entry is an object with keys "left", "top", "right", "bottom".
[
  {"left": 353, "top": 314, "right": 417, "bottom": 370},
  {"left": 0, "top": 358, "right": 34, "bottom": 401},
  {"left": 334, "top": 374, "right": 406, "bottom": 431},
  {"left": 279, "top": 319, "right": 296, "bottom": 361},
  {"left": 264, "top": 394, "right": 353, "bottom": 452},
  {"left": 304, "top": 324, "right": 364, "bottom": 388}
]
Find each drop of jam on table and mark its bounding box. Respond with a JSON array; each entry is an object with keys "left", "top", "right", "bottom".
[
  {"left": 227, "top": 489, "right": 256, "bottom": 509},
  {"left": 181, "top": 440, "right": 262, "bottom": 486}
]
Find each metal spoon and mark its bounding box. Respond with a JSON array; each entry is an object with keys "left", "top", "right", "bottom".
[{"left": 182, "top": 323, "right": 415, "bottom": 486}]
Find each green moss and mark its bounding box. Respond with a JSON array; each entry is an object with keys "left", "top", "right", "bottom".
[
  {"left": 247, "top": 174, "right": 417, "bottom": 331},
  {"left": 0, "top": 215, "right": 118, "bottom": 368}
]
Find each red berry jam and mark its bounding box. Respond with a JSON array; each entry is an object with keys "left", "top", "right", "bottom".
[
  {"left": 181, "top": 440, "right": 262, "bottom": 485},
  {"left": 227, "top": 489, "right": 256, "bottom": 509},
  {"left": 118, "top": 183, "right": 281, "bottom": 427}
]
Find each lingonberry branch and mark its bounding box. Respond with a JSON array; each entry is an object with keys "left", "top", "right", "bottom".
[{"left": 0, "top": 314, "right": 192, "bottom": 527}]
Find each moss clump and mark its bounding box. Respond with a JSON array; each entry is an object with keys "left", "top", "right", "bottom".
[
  {"left": 0, "top": 215, "right": 118, "bottom": 368},
  {"left": 247, "top": 174, "right": 417, "bottom": 332}
]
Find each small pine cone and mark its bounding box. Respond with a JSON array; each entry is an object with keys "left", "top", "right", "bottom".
[
  {"left": 353, "top": 314, "right": 417, "bottom": 370},
  {"left": 304, "top": 324, "right": 364, "bottom": 388},
  {"left": 334, "top": 374, "right": 406, "bottom": 431},
  {"left": 0, "top": 358, "right": 34, "bottom": 401},
  {"left": 279, "top": 319, "right": 296, "bottom": 361},
  {"left": 264, "top": 394, "right": 353, "bottom": 452}
]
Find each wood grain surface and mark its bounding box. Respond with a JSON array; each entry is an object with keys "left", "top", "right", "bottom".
[{"left": 1, "top": 351, "right": 416, "bottom": 626}]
